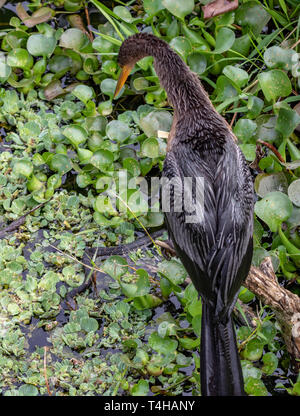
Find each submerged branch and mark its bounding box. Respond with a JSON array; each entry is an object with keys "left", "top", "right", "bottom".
[{"left": 245, "top": 258, "right": 300, "bottom": 371}]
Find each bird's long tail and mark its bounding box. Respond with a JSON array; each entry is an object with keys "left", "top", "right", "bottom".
[{"left": 200, "top": 302, "right": 245, "bottom": 396}]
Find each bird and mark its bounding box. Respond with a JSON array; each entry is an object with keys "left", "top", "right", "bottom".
[{"left": 114, "top": 32, "right": 254, "bottom": 396}]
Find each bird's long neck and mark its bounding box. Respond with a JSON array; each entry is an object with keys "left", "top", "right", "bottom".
[{"left": 152, "top": 49, "right": 211, "bottom": 116}]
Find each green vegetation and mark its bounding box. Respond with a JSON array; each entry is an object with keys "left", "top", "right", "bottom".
[{"left": 0, "top": 0, "right": 299, "bottom": 396}]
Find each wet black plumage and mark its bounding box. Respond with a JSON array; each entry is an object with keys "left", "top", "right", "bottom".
[{"left": 115, "top": 33, "right": 254, "bottom": 396}]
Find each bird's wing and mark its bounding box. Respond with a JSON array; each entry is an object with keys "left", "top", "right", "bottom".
[{"left": 162, "top": 139, "right": 253, "bottom": 319}]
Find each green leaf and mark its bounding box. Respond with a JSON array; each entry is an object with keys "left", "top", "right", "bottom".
[
  {"left": 187, "top": 53, "right": 207, "bottom": 75},
  {"left": 141, "top": 137, "right": 159, "bottom": 158},
  {"left": 113, "top": 5, "right": 133, "bottom": 22},
  {"left": 158, "top": 259, "right": 187, "bottom": 286},
  {"left": 214, "top": 75, "right": 238, "bottom": 102},
  {"left": 94, "top": 195, "right": 117, "bottom": 215},
  {"left": 133, "top": 294, "right": 162, "bottom": 310},
  {"left": 254, "top": 172, "right": 288, "bottom": 198},
  {"left": 102, "top": 255, "right": 127, "bottom": 280},
  {"left": 27, "top": 34, "right": 56, "bottom": 57},
  {"left": 106, "top": 120, "right": 132, "bottom": 143},
  {"left": 143, "top": 0, "right": 165, "bottom": 16},
  {"left": 235, "top": 1, "right": 271, "bottom": 36},
  {"left": 158, "top": 321, "right": 177, "bottom": 338},
  {"left": 239, "top": 144, "right": 256, "bottom": 162},
  {"left": 59, "top": 28, "right": 90, "bottom": 51},
  {"left": 7, "top": 48, "right": 33, "bottom": 69},
  {"left": 192, "top": 315, "right": 201, "bottom": 337},
  {"left": 63, "top": 125, "right": 88, "bottom": 148},
  {"left": 100, "top": 78, "right": 119, "bottom": 99},
  {"left": 80, "top": 317, "right": 99, "bottom": 332},
  {"left": 169, "top": 36, "right": 192, "bottom": 60},
  {"left": 276, "top": 107, "right": 300, "bottom": 139},
  {"left": 131, "top": 379, "right": 149, "bottom": 396},
  {"left": 18, "top": 384, "right": 39, "bottom": 396},
  {"left": 178, "top": 336, "right": 200, "bottom": 350},
  {"left": 139, "top": 110, "right": 172, "bottom": 138},
  {"left": 148, "top": 332, "right": 178, "bottom": 355},
  {"left": 254, "top": 191, "right": 293, "bottom": 232},
  {"left": 72, "top": 85, "right": 94, "bottom": 104},
  {"left": 247, "top": 96, "right": 264, "bottom": 119},
  {"left": 49, "top": 154, "right": 72, "bottom": 175},
  {"left": 0, "top": 61, "right": 11, "bottom": 83},
  {"left": 288, "top": 179, "right": 300, "bottom": 207},
  {"left": 92, "top": 36, "right": 115, "bottom": 52},
  {"left": 214, "top": 28, "right": 235, "bottom": 54},
  {"left": 242, "top": 338, "right": 264, "bottom": 361},
  {"left": 223, "top": 65, "right": 249, "bottom": 88},
  {"left": 234, "top": 119, "right": 256, "bottom": 141},
  {"left": 264, "top": 46, "right": 295, "bottom": 71},
  {"left": 255, "top": 115, "right": 281, "bottom": 143},
  {"left": 77, "top": 148, "right": 93, "bottom": 164},
  {"left": 258, "top": 70, "right": 292, "bottom": 102},
  {"left": 90, "top": 149, "right": 114, "bottom": 170},
  {"left": 262, "top": 352, "right": 278, "bottom": 375},
  {"left": 162, "top": 0, "right": 194, "bottom": 20},
  {"left": 238, "top": 286, "right": 255, "bottom": 303},
  {"left": 244, "top": 377, "right": 268, "bottom": 396},
  {"left": 123, "top": 157, "right": 141, "bottom": 177},
  {"left": 13, "top": 159, "right": 33, "bottom": 178},
  {"left": 187, "top": 299, "right": 202, "bottom": 317}
]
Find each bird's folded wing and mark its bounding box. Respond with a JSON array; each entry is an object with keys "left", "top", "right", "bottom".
[{"left": 162, "top": 142, "right": 253, "bottom": 318}]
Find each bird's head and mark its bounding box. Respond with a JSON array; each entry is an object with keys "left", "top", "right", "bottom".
[{"left": 114, "top": 33, "right": 167, "bottom": 98}]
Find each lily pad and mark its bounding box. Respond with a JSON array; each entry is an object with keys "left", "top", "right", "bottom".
[
  {"left": 18, "top": 384, "right": 39, "bottom": 396},
  {"left": 162, "top": 0, "right": 194, "bottom": 20},
  {"left": 276, "top": 107, "right": 300, "bottom": 139},
  {"left": 158, "top": 259, "right": 187, "bottom": 286},
  {"left": 223, "top": 65, "right": 249, "bottom": 88},
  {"left": 254, "top": 172, "right": 288, "bottom": 198},
  {"left": 235, "top": 1, "right": 271, "bottom": 36},
  {"left": 169, "top": 37, "right": 192, "bottom": 60},
  {"left": 106, "top": 120, "right": 132, "bottom": 143},
  {"left": 143, "top": 0, "right": 165, "bottom": 16},
  {"left": 131, "top": 379, "right": 149, "bottom": 396},
  {"left": 214, "top": 28, "right": 235, "bottom": 54},
  {"left": 13, "top": 159, "right": 33, "bottom": 178},
  {"left": 139, "top": 110, "right": 173, "bottom": 138},
  {"left": 7, "top": 48, "right": 33, "bottom": 69},
  {"left": 288, "top": 179, "right": 300, "bottom": 207},
  {"left": 72, "top": 85, "right": 94, "bottom": 104},
  {"left": 59, "top": 28, "right": 90, "bottom": 51},
  {"left": 100, "top": 78, "right": 118, "bottom": 99},
  {"left": 80, "top": 317, "right": 99, "bottom": 332},
  {"left": 90, "top": 149, "right": 114, "bottom": 170},
  {"left": 258, "top": 70, "right": 292, "bottom": 102},
  {"left": 27, "top": 34, "right": 56, "bottom": 57},
  {"left": 0, "top": 61, "right": 11, "bottom": 83},
  {"left": 254, "top": 191, "right": 293, "bottom": 232},
  {"left": 63, "top": 125, "right": 88, "bottom": 148},
  {"left": 264, "top": 46, "right": 295, "bottom": 71},
  {"left": 148, "top": 331, "right": 178, "bottom": 355},
  {"left": 233, "top": 119, "right": 256, "bottom": 141},
  {"left": 187, "top": 52, "right": 207, "bottom": 74},
  {"left": 49, "top": 154, "right": 72, "bottom": 174},
  {"left": 262, "top": 352, "right": 278, "bottom": 375}
]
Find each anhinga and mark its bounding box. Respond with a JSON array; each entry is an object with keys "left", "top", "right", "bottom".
[{"left": 114, "top": 33, "right": 254, "bottom": 396}]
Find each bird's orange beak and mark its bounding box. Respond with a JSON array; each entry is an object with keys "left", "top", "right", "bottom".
[{"left": 113, "top": 64, "right": 133, "bottom": 99}]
